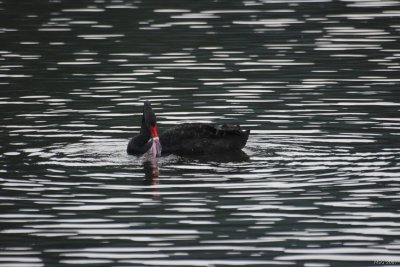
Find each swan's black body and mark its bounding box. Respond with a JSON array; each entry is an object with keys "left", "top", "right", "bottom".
[
  {"left": 159, "top": 123, "right": 249, "bottom": 155},
  {"left": 127, "top": 102, "right": 250, "bottom": 156}
]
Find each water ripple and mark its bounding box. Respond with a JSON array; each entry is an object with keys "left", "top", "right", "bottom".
[{"left": 1, "top": 0, "right": 400, "bottom": 266}]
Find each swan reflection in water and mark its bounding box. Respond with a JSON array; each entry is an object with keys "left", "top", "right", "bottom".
[
  {"left": 143, "top": 159, "right": 159, "bottom": 186},
  {"left": 141, "top": 150, "right": 249, "bottom": 186}
]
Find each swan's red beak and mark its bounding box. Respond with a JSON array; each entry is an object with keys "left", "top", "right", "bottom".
[
  {"left": 150, "top": 124, "right": 162, "bottom": 157},
  {"left": 150, "top": 124, "right": 158, "bottom": 138}
]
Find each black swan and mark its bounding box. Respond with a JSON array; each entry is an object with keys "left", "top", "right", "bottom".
[{"left": 127, "top": 101, "right": 250, "bottom": 156}]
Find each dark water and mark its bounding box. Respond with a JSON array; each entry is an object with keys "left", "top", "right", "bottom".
[{"left": 1, "top": 0, "right": 400, "bottom": 266}]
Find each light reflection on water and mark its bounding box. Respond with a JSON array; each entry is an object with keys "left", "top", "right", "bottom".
[{"left": 1, "top": 0, "right": 400, "bottom": 266}]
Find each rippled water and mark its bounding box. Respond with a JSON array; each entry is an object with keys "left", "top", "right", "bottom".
[{"left": 1, "top": 0, "right": 400, "bottom": 266}]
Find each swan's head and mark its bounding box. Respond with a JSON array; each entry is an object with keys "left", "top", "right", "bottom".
[{"left": 142, "top": 101, "right": 161, "bottom": 157}]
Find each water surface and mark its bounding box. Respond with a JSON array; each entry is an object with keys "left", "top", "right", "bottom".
[{"left": 1, "top": 0, "right": 400, "bottom": 266}]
